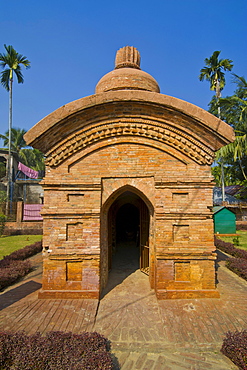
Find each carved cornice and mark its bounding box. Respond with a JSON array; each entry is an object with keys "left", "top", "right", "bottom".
[
  {"left": 25, "top": 91, "right": 234, "bottom": 152},
  {"left": 46, "top": 118, "right": 214, "bottom": 167}
]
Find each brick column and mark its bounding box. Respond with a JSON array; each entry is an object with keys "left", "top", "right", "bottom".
[{"left": 16, "top": 201, "right": 23, "bottom": 223}]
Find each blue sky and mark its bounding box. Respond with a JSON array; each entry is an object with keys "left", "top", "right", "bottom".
[{"left": 0, "top": 0, "right": 246, "bottom": 146}]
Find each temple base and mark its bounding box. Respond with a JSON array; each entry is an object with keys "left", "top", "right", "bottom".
[
  {"left": 156, "top": 289, "right": 220, "bottom": 299},
  {"left": 38, "top": 289, "right": 99, "bottom": 299}
]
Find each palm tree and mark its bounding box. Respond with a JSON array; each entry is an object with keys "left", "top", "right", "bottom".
[
  {"left": 199, "top": 51, "right": 233, "bottom": 116},
  {"left": 199, "top": 51, "right": 233, "bottom": 201},
  {"left": 0, "top": 127, "right": 27, "bottom": 153},
  {"left": 0, "top": 45, "right": 30, "bottom": 215}
]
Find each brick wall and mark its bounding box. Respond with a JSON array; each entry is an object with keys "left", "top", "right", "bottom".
[
  {"left": 4, "top": 221, "right": 43, "bottom": 235},
  {"left": 25, "top": 90, "right": 234, "bottom": 300}
]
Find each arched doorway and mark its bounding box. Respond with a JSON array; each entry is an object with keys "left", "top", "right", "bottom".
[{"left": 107, "top": 191, "right": 150, "bottom": 275}]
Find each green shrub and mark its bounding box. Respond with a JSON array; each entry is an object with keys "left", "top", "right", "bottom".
[
  {"left": 221, "top": 330, "right": 247, "bottom": 369},
  {"left": 215, "top": 237, "right": 247, "bottom": 260},
  {"left": 0, "top": 260, "right": 31, "bottom": 291},
  {"left": 0, "top": 331, "right": 115, "bottom": 369},
  {"left": 1, "top": 241, "right": 42, "bottom": 263},
  {"left": 0, "top": 241, "right": 42, "bottom": 290},
  {"left": 0, "top": 190, "right": 7, "bottom": 203},
  {"left": 226, "top": 258, "right": 247, "bottom": 281},
  {"left": 233, "top": 236, "right": 240, "bottom": 246},
  {"left": 0, "top": 213, "right": 6, "bottom": 237}
]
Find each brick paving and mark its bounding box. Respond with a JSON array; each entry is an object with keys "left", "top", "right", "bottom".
[{"left": 0, "top": 248, "right": 246, "bottom": 369}]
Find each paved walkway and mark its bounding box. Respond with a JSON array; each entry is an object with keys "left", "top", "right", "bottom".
[{"left": 0, "top": 244, "right": 246, "bottom": 369}]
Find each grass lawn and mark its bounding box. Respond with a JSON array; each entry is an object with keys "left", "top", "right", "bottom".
[
  {"left": 218, "top": 230, "right": 247, "bottom": 250},
  {"left": 0, "top": 235, "right": 42, "bottom": 260}
]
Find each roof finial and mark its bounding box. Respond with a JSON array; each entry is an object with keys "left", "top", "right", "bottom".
[{"left": 115, "top": 46, "right": 141, "bottom": 69}]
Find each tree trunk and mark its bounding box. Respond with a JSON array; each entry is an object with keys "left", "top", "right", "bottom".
[
  {"left": 221, "top": 161, "right": 225, "bottom": 202},
  {"left": 6, "top": 78, "right": 13, "bottom": 217}
]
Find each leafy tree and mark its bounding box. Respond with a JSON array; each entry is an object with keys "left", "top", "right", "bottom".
[
  {"left": 210, "top": 74, "right": 247, "bottom": 129},
  {"left": 19, "top": 148, "right": 45, "bottom": 172},
  {"left": 211, "top": 164, "right": 237, "bottom": 186},
  {"left": 209, "top": 75, "right": 247, "bottom": 183},
  {"left": 0, "top": 127, "right": 45, "bottom": 173}
]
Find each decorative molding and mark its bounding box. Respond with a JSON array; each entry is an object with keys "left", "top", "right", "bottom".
[
  {"left": 41, "top": 212, "right": 100, "bottom": 218},
  {"left": 46, "top": 118, "right": 214, "bottom": 167},
  {"left": 156, "top": 252, "right": 215, "bottom": 260},
  {"left": 48, "top": 254, "right": 100, "bottom": 260},
  {"left": 42, "top": 184, "right": 101, "bottom": 190},
  {"left": 155, "top": 181, "right": 215, "bottom": 188},
  {"left": 155, "top": 213, "right": 212, "bottom": 220}
]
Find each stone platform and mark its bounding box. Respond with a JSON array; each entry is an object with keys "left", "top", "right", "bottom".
[{"left": 0, "top": 248, "right": 246, "bottom": 369}]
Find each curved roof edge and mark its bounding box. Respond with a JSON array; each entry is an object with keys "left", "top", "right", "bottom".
[{"left": 25, "top": 90, "right": 234, "bottom": 147}]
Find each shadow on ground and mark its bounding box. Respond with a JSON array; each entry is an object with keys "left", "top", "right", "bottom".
[
  {"left": 0, "top": 281, "right": 42, "bottom": 310},
  {"left": 100, "top": 240, "right": 140, "bottom": 298},
  {"left": 216, "top": 249, "right": 231, "bottom": 263}
]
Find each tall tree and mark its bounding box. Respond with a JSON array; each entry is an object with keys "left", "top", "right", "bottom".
[
  {"left": 199, "top": 51, "right": 233, "bottom": 201},
  {"left": 0, "top": 45, "right": 30, "bottom": 215},
  {"left": 199, "top": 51, "right": 233, "bottom": 116}
]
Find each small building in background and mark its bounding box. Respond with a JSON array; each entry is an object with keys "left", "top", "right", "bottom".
[{"left": 213, "top": 206, "right": 236, "bottom": 234}]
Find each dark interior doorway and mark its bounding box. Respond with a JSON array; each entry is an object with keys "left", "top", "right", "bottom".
[
  {"left": 101, "top": 190, "right": 151, "bottom": 297},
  {"left": 107, "top": 190, "right": 150, "bottom": 274},
  {"left": 116, "top": 203, "right": 139, "bottom": 244}
]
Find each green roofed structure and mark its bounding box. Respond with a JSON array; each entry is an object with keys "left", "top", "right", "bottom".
[{"left": 213, "top": 206, "right": 236, "bottom": 234}]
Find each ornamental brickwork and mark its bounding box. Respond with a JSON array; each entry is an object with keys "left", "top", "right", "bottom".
[{"left": 25, "top": 46, "right": 234, "bottom": 299}]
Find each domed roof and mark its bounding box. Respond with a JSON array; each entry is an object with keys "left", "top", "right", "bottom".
[{"left": 95, "top": 46, "right": 160, "bottom": 94}]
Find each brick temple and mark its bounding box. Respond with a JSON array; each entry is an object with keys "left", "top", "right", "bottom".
[{"left": 25, "top": 46, "right": 234, "bottom": 299}]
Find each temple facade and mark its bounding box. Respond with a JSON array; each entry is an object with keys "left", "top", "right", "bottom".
[{"left": 25, "top": 46, "right": 234, "bottom": 299}]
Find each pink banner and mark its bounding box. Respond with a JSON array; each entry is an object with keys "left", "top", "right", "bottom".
[
  {"left": 23, "top": 204, "right": 43, "bottom": 221},
  {"left": 18, "top": 162, "right": 39, "bottom": 179}
]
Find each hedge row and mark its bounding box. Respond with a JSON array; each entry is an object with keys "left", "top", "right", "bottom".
[
  {"left": 0, "top": 241, "right": 42, "bottom": 266},
  {"left": 214, "top": 237, "right": 247, "bottom": 260},
  {"left": 221, "top": 330, "right": 247, "bottom": 370},
  {"left": 0, "top": 241, "right": 42, "bottom": 291},
  {"left": 0, "top": 331, "right": 114, "bottom": 370},
  {"left": 0, "top": 260, "right": 32, "bottom": 291},
  {"left": 226, "top": 258, "right": 247, "bottom": 281},
  {"left": 216, "top": 239, "right": 247, "bottom": 368},
  {"left": 215, "top": 236, "right": 247, "bottom": 282}
]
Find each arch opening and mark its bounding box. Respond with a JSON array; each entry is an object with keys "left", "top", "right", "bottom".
[{"left": 107, "top": 190, "right": 150, "bottom": 277}]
